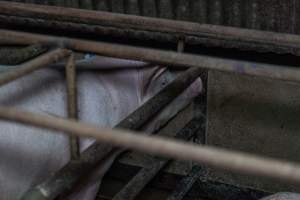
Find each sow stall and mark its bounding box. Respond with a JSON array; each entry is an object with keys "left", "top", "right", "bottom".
[{"left": 1, "top": 1, "right": 300, "bottom": 200}]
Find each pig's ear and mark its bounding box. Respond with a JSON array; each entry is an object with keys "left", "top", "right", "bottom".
[
  {"left": 138, "top": 66, "right": 168, "bottom": 100},
  {"left": 261, "top": 193, "right": 300, "bottom": 200}
]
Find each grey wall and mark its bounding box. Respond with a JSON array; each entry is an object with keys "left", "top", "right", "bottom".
[{"left": 207, "top": 71, "right": 300, "bottom": 192}]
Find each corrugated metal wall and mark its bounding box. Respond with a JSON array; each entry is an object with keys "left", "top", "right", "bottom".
[{"left": 8, "top": 0, "right": 300, "bottom": 34}]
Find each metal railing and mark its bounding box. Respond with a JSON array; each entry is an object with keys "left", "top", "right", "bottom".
[{"left": 1, "top": 2, "right": 300, "bottom": 200}]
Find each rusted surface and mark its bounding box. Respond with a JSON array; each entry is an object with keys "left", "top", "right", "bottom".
[
  {"left": 20, "top": 67, "right": 202, "bottom": 200},
  {"left": 65, "top": 54, "right": 80, "bottom": 160},
  {"left": 2, "top": 2, "right": 300, "bottom": 55},
  {"left": 3, "top": 30, "right": 300, "bottom": 83}
]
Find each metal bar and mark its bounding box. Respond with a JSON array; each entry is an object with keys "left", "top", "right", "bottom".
[
  {"left": 2, "top": 1, "right": 300, "bottom": 54},
  {"left": 20, "top": 67, "right": 203, "bottom": 200},
  {"left": 0, "top": 15, "right": 296, "bottom": 56},
  {"left": 112, "top": 118, "right": 202, "bottom": 200},
  {"left": 65, "top": 54, "right": 80, "bottom": 160},
  {"left": 0, "top": 48, "right": 70, "bottom": 87},
  {"left": 177, "top": 39, "right": 185, "bottom": 53},
  {"left": 2, "top": 30, "right": 300, "bottom": 83},
  {"left": 1, "top": 106, "right": 300, "bottom": 189},
  {"left": 166, "top": 165, "right": 206, "bottom": 200}
]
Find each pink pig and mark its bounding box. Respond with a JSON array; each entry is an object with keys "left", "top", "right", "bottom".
[{"left": 0, "top": 55, "right": 202, "bottom": 200}]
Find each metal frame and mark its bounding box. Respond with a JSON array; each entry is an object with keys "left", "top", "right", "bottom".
[
  {"left": 1, "top": 2, "right": 300, "bottom": 200},
  {"left": 1, "top": 1, "right": 300, "bottom": 55},
  {"left": 0, "top": 29, "right": 300, "bottom": 200}
]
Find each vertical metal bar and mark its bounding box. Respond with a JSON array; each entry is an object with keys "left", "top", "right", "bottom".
[
  {"left": 177, "top": 39, "right": 185, "bottom": 53},
  {"left": 65, "top": 54, "right": 80, "bottom": 160}
]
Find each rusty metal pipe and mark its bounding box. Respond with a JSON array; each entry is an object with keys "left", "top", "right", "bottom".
[
  {"left": 2, "top": 30, "right": 300, "bottom": 83},
  {"left": 1, "top": 106, "right": 300, "bottom": 190},
  {"left": 20, "top": 67, "right": 203, "bottom": 200},
  {"left": 65, "top": 54, "right": 80, "bottom": 160},
  {"left": 0, "top": 48, "right": 70, "bottom": 87},
  {"left": 1, "top": 1, "right": 300, "bottom": 53}
]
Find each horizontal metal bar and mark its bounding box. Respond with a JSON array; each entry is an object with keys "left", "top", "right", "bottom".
[
  {"left": 0, "top": 106, "right": 300, "bottom": 189},
  {"left": 20, "top": 67, "right": 203, "bottom": 200},
  {"left": 1, "top": 1, "right": 300, "bottom": 55},
  {"left": 2, "top": 30, "right": 300, "bottom": 83},
  {"left": 0, "top": 48, "right": 70, "bottom": 87}
]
